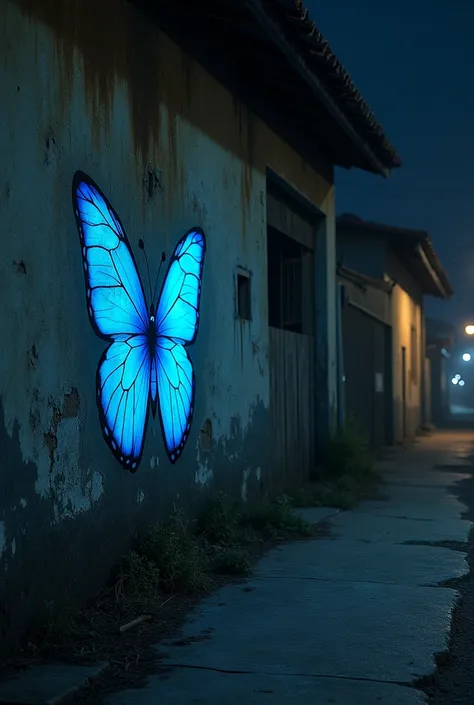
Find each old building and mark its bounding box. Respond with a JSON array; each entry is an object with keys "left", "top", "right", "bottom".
[
  {"left": 337, "top": 216, "right": 453, "bottom": 446},
  {"left": 0, "top": 0, "right": 399, "bottom": 652},
  {"left": 425, "top": 318, "right": 455, "bottom": 425}
]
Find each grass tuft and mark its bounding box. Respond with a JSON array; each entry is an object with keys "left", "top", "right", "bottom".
[
  {"left": 290, "top": 475, "right": 360, "bottom": 510},
  {"left": 289, "top": 423, "right": 380, "bottom": 511},
  {"left": 17, "top": 490, "right": 325, "bottom": 662},
  {"left": 125, "top": 491, "right": 314, "bottom": 590},
  {"left": 116, "top": 550, "right": 161, "bottom": 598},
  {"left": 209, "top": 545, "right": 253, "bottom": 576},
  {"left": 196, "top": 491, "right": 246, "bottom": 546},
  {"left": 134, "top": 508, "right": 210, "bottom": 594},
  {"left": 243, "top": 494, "right": 313, "bottom": 538},
  {"left": 322, "top": 423, "right": 375, "bottom": 482}
]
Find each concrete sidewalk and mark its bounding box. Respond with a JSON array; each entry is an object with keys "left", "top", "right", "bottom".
[
  {"left": 0, "top": 431, "right": 472, "bottom": 705},
  {"left": 104, "top": 431, "right": 474, "bottom": 705}
]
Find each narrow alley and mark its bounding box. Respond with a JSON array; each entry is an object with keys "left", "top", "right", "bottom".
[{"left": 84, "top": 431, "right": 474, "bottom": 704}]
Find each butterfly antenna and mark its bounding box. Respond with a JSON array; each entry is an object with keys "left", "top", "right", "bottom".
[
  {"left": 152, "top": 252, "right": 167, "bottom": 306},
  {"left": 138, "top": 239, "right": 153, "bottom": 303}
]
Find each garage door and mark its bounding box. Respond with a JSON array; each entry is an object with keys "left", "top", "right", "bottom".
[{"left": 342, "top": 303, "right": 392, "bottom": 448}]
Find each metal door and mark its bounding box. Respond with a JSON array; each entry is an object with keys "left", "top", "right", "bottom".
[{"left": 342, "top": 304, "right": 391, "bottom": 448}]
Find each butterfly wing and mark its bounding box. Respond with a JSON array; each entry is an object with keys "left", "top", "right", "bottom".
[
  {"left": 153, "top": 228, "right": 206, "bottom": 463},
  {"left": 97, "top": 334, "right": 151, "bottom": 471},
  {"left": 72, "top": 171, "right": 149, "bottom": 338},
  {"left": 155, "top": 228, "right": 206, "bottom": 344},
  {"left": 72, "top": 171, "right": 151, "bottom": 470}
]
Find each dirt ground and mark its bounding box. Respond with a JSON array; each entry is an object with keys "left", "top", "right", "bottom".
[{"left": 5, "top": 582, "right": 204, "bottom": 698}]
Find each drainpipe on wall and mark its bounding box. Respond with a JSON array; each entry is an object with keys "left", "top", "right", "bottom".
[{"left": 336, "top": 282, "right": 346, "bottom": 429}]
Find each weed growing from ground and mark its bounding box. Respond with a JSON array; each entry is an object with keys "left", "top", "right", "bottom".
[
  {"left": 134, "top": 508, "right": 210, "bottom": 593},
  {"left": 243, "top": 494, "right": 313, "bottom": 538},
  {"left": 121, "top": 491, "right": 314, "bottom": 596},
  {"left": 116, "top": 550, "right": 161, "bottom": 598},
  {"left": 209, "top": 545, "right": 253, "bottom": 576},
  {"left": 15, "top": 490, "right": 320, "bottom": 669},
  {"left": 289, "top": 423, "right": 380, "bottom": 510},
  {"left": 322, "top": 422, "right": 375, "bottom": 482},
  {"left": 196, "top": 491, "right": 246, "bottom": 546}
]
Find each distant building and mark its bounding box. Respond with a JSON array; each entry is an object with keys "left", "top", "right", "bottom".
[
  {"left": 425, "top": 318, "right": 455, "bottom": 424},
  {"left": 336, "top": 216, "right": 453, "bottom": 446}
]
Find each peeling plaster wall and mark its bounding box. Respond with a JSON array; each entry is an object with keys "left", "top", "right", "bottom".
[{"left": 0, "top": 0, "right": 334, "bottom": 654}]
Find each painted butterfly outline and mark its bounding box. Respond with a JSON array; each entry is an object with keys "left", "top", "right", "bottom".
[{"left": 72, "top": 171, "right": 206, "bottom": 472}]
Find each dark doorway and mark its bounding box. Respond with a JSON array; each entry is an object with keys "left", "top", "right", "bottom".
[{"left": 266, "top": 177, "right": 318, "bottom": 489}]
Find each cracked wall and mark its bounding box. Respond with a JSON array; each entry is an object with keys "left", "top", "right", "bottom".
[{"left": 0, "top": 0, "right": 335, "bottom": 655}]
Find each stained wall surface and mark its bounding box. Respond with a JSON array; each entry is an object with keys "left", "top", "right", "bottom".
[{"left": 0, "top": 0, "right": 336, "bottom": 653}]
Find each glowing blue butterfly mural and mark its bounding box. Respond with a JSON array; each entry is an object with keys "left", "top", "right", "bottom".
[{"left": 72, "top": 171, "right": 206, "bottom": 472}]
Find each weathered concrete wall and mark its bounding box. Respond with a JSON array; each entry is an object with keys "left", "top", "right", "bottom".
[
  {"left": 0, "top": 0, "right": 334, "bottom": 654},
  {"left": 390, "top": 284, "right": 423, "bottom": 441},
  {"left": 424, "top": 357, "right": 432, "bottom": 425},
  {"left": 336, "top": 232, "right": 425, "bottom": 443},
  {"left": 338, "top": 276, "right": 391, "bottom": 326},
  {"left": 336, "top": 232, "right": 386, "bottom": 280},
  {"left": 385, "top": 252, "right": 424, "bottom": 441}
]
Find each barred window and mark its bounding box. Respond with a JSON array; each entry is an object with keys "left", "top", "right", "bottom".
[{"left": 281, "top": 257, "right": 302, "bottom": 330}]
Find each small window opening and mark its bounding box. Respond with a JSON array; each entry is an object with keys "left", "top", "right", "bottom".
[{"left": 237, "top": 270, "right": 252, "bottom": 320}]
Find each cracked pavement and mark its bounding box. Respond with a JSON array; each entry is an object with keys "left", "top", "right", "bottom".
[{"left": 99, "top": 431, "right": 473, "bottom": 704}]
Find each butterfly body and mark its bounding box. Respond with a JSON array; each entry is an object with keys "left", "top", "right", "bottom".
[
  {"left": 72, "top": 171, "right": 206, "bottom": 472},
  {"left": 146, "top": 310, "right": 157, "bottom": 372}
]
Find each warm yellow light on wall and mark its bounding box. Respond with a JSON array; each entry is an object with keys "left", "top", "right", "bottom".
[{"left": 465, "top": 325, "right": 474, "bottom": 335}]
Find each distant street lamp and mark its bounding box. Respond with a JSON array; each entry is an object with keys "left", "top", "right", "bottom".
[
  {"left": 465, "top": 325, "right": 474, "bottom": 335},
  {"left": 463, "top": 353, "right": 472, "bottom": 362}
]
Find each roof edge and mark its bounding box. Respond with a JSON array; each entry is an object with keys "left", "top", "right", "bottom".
[
  {"left": 418, "top": 240, "right": 454, "bottom": 300},
  {"left": 336, "top": 214, "right": 454, "bottom": 300},
  {"left": 337, "top": 264, "right": 393, "bottom": 294},
  {"left": 245, "top": 0, "right": 400, "bottom": 175}
]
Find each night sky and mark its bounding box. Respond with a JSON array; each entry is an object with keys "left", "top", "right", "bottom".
[{"left": 308, "top": 0, "right": 473, "bottom": 329}]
